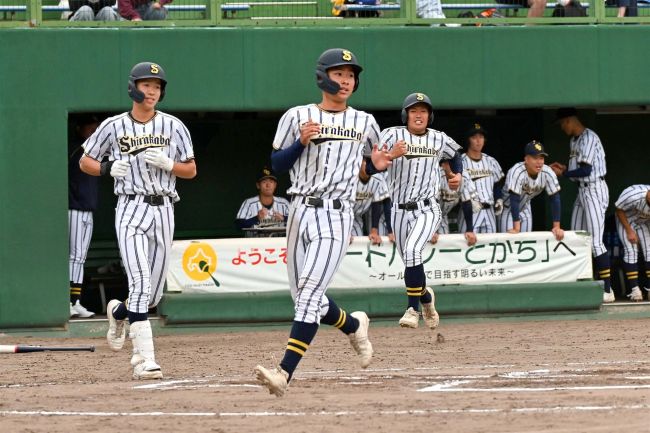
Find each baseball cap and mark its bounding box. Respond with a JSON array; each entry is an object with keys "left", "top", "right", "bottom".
[
  {"left": 524, "top": 140, "right": 549, "bottom": 157},
  {"left": 555, "top": 107, "right": 577, "bottom": 122},
  {"left": 467, "top": 122, "right": 487, "bottom": 138},
  {"left": 257, "top": 166, "right": 277, "bottom": 182}
]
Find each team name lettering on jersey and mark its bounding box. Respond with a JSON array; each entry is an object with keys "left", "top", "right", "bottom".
[
  {"left": 119, "top": 134, "right": 171, "bottom": 154},
  {"left": 312, "top": 124, "right": 364, "bottom": 144},
  {"left": 466, "top": 168, "right": 493, "bottom": 180},
  {"left": 521, "top": 183, "right": 544, "bottom": 196},
  {"left": 356, "top": 191, "right": 374, "bottom": 201},
  {"left": 404, "top": 143, "right": 440, "bottom": 159}
]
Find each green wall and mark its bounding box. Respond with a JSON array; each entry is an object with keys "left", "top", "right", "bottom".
[{"left": 2, "top": 25, "right": 650, "bottom": 328}]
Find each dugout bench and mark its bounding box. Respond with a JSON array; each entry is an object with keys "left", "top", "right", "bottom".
[{"left": 82, "top": 239, "right": 127, "bottom": 315}]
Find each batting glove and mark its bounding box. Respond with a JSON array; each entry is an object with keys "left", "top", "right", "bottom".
[
  {"left": 494, "top": 198, "right": 504, "bottom": 216},
  {"left": 471, "top": 199, "right": 483, "bottom": 214},
  {"left": 144, "top": 148, "right": 174, "bottom": 172},
  {"left": 110, "top": 159, "right": 131, "bottom": 178}
]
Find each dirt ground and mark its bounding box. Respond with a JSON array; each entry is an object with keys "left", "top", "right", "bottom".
[{"left": 1, "top": 317, "right": 650, "bottom": 433}]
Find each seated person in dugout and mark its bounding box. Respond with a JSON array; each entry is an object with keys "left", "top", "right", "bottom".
[{"left": 235, "top": 167, "right": 290, "bottom": 235}]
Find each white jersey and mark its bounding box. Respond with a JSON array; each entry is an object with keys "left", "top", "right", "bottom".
[
  {"left": 502, "top": 162, "right": 561, "bottom": 210},
  {"left": 568, "top": 128, "right": 607, "bottom": 182},
  {"left": 461, "top": 153, "right": 503, "bottom": 205},
  {"left": 272, "top": 103, "right": 380, "bottom": 205},
  {"left": 438, "top": 168, "right": 476, "bottom": 215},
  {"left": 353, "top": 175, "right": 390, "bottom": 218},
  {"left": 381, "top": 126, "right": 461, "bottom": 205},
  {"left": 236, "top": 195, "right": 291, "bottom": 226},
  {"left": 615, "top": 185, "right": 650, "bottom": 226},
  {"left": 83, "top": 111, "right": 195, "bottom": 202}
]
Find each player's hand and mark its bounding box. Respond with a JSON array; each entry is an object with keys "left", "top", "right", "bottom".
[
  {"left": 152, "top": 1, "right": 161, "bottom": 8},
  {"left": 387, "top": 232, "right": 395, "bottom": 243},
  {"left": 144, "top": 148, "right": 174, "bottom": 171},
  {"left": 299, "top": 120, "right": 320, "bottom": 145},
  {"left": 549, "top": 162, "right": 566, "bottom": 177},
  {"left": 507, "top": 228, "right": 521, "bottom": 234},
  {"left": 551, "top": 226, "right": 564, "bottom": 241},
  {"left": 493, "top": 198, "right": 504, "bottom": 216},
  {"left": 430, "top": 233, "right": 439, "bottom": 244},
  {"left": 626, "top": 229, "right": 638, "bottom": 244},
  {"left": 273, "top": 213, "right": 284, "bottom": 222},
  {"left": 257, "top": 208, "right": 268, "bottom": 220},
  {"left": 371, "top": 144, "right": 392, "bottom": 171},
  {"left": 464, "top": 231, "right": 477, "bottom": 246},
  {"left": 368, "top": 228, "right": 382, "bottom": 246},
  {"left": 447, "top": 173, "right": 461, "bottom": 190},
  {"left": 110, "top": 159, "right": 131, "bottom": 178},
  {"left": 132, "top": 17, "right": 142, "bottom": 21},
  {"left": 389, "top": 140, "right": 408, "bottom": 160}
]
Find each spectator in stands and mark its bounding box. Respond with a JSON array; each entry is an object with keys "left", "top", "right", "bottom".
[
  {"left": 616, "top": 0, "right": 638, "bottom": 17},
  {"left": 68, "top": 114, "right": 101, "bottom": 318},
  {"left": 495, "top": 0, "right": 546, "bottom": 18},
  {"left": 416, "top": 0, "right": 446, "bottom": 19},
  {"left": 118, "top": 0, "right": 171, "bottom": 20},
  {"left": 63, "top": 0, "right": 120, "bottom": 20},
  {"left": 235, "top": 167, "right": 290, "bottom": 236}
]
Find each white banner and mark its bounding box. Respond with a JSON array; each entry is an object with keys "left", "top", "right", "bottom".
[{"left": 167, "top": 231, "right": 593, "bottom": 294}]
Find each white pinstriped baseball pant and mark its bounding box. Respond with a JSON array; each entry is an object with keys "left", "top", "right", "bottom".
[
  {"left": 498, "top": 204, "right": 532, "bottom": 233},
  {"left": 616, "top": 220, "right": 650, "bottom": 263},
  {"left": 115, "top": 195, "right": 174, "bottom": 314},
  {"left": 392, "top": 202, "right": 442, "bottom": 268},
  {"left": 69, "top": 209, "right": 93, "bottom": 286},
  {"left": 286, "top": 200, "right": 352, "bottom": 324},
  {"left": 571, "top": 180, "right": 609, "bottom": 256}
]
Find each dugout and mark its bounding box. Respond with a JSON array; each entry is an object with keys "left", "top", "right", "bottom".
[{"left": 2, "top": 25, "right": 650, "bottom": 329}]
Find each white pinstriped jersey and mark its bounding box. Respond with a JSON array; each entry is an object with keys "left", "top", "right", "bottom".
[
  {"left": 461, "top": 153, "right": 503, "bottom": 205},
  {"left": 236, "top": 196, "right": 291, "bottom": 226},
  {"left": 615, "top": 185, "right": 650, "bottom": 225},
  {"left": 568, "top": 128, "right": 607, "bottom": 182},
  {"left": 438, "top": 168, "right": 477, "bottom": 215},
  {"left": 502, "top": 162, "right": 561, "bottom": 210},
  {"left": 83, "top": 111, "right": 194, "bottom": 202},
  {"left": 272, "top": 104, "right": 380, "bottom": 204},
  {"left": 353, "top": 175, "right": 390, "bottom": 218},
  {"left": 381, "top": 126, "right": 461, "bottom": 204}
]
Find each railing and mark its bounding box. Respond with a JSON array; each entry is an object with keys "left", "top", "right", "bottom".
[{"left": 2, "top": 0, "right": 650, "bottom": 26}]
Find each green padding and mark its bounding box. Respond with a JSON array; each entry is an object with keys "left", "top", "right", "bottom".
[{"left": 159, "top": 281, "right": 603, "bottom": 324}]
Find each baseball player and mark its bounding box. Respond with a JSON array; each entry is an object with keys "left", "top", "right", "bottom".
[
  {"left": 382, "top": 92, "right": 469, "bottom": 329},
  {"left": 499, "top": 140, "right": 564, "bottom": 241},
  {"left": 355, "top": 160, "right": 394, "bottom": 245},
  {"left": 235, "top": 166, "right": 290, "bottom": 235},
  {"left": 614, "top": 184, "right": 650, "bottom": 301},
  {"left": 80, "top": 62, "right": 196, "bottom": 379},
  {"left": 431, "top": 164, "right": 478, "bottom": 244},
  {"left": 254, "top": 48, "right": 391, "bottom": 397},
  {"left": 68, "top": 114, "right": 101, "bottom": 318},
  {"left": 459, "top": 123, "right": 504, "bottom": 234},
  {"left": 550, "top": 108, "right": 612, "bottom": 302}
]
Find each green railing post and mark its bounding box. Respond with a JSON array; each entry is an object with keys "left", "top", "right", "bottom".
[
  {"left": 27, "top": 0, "right": 42, "bottom": 26},
  {"left": 208, "top": 0, "right": 220, "bottom": 25},
  {"left": 594, "top": 0, "right": 605, "bottom": 22},
  {"left": 403, "top": 0, "right": 416, "bottom": 22}
]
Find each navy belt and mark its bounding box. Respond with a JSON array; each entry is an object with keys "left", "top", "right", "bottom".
[
  {"left": 398, "top": 198, "right": 431, "bottom": 211},
  {"left": 127, "top": 194, "right": 166, "bottom": 206},
  {"left": 303, "top": 196, "right": 342, "bottom": 209}
]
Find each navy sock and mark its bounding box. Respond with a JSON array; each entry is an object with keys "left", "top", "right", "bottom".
[
  {"left": 420, "top": 273, "right": 432, "bottom": 304},
  {"left": 320, "top": 296, "right": 359, "bottom": 334},
  {"left": 280, "top": 321, "right": 319, "bottom": 381},
  {"left": 622, "top": 261, "right": 639, "bottom": 290},
  {"left": 594, "top": 253, "right": 612, "bottom": 292},
  {"left": 112, "top": 302, "right": 128, "bottom": 320},
  {"left": 405, "top": 265, "right": 425, "bottom": 310}
]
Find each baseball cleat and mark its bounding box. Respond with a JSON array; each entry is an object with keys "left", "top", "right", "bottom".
[
  {"left": 399, "top": 307, "right": 420, "bottom": 328},
  {"left": 421, "top": 287, "right": 440, "bottom": 330},
  {"left": 627, "top": 286, "right": 643, "bottom": 302},
  {"left": 71, "top": 300, "right": 95, "bottom": 318},
  {"left": 254, "top": 365, "right": 289, "bottom": 397},
  {"left": 69, "top": 303, "right": 79, "bottom": 318},
  {"left": 348, "top": 311, "right": 373, "bottom": 369},
  {"left": 603, "top": 291, "right": 615, "bottom": 304},
  {"left": 106, "top": 299, "right": 126, "bottom": 351},
  {"left": 132, "top": 359, "right": 163, "bottom": 380}
]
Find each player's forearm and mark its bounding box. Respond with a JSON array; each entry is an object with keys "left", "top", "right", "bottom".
[
  {"left": 272, "top": 139, "right": 305, "bottom": 173},
  {"left": 79, "top": 155, "right": 101, "bottom": 176},
  {"left": 564, "top": 163, "right": 592, "bottom": 179},
  {"left": 509, "top": 192, "right": 521, "bottom": 222},
  {"left": 615, "top": 208, "right": 633, "bottom": 232},
  {"left": 448, "top": 151, "right": 463, "bottom": 174},
  {"left": 172, "top": 159, "right": 197, "bottom": 179},
  {"left": 461, "top": 201, "right": 474, "bottom": 232},
  {"left": 549, "top": 192, "right": 561, "bottom": 223}
]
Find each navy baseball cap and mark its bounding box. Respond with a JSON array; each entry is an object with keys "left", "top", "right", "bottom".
[
  {"left": 467, "top": 122, "right": 487, "bottom": 138},
  {"left": 257, "top": 166, "right": 277, "bottom": 182},
  {"left": 524, "top": 140, "right": 548, "bottom": 157},
  {"left": 555, "top": 107, "right": 577, "bottom": 122}
]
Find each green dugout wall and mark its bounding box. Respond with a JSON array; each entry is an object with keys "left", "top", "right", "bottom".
[{"left": 1, "top": 25, "right": 649, "bottom": 328}]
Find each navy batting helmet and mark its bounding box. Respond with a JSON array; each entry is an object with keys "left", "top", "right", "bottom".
[
  {"left": 401, "top": 92, "right": 434, "bottom": 126},
  {"left": 128, "top": 62, "right": 167, "bottom": 103},
  {"left": 316, "top": 48, "right": 363, "bottom": 95}
]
